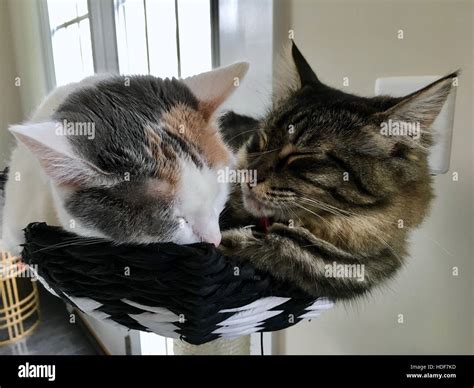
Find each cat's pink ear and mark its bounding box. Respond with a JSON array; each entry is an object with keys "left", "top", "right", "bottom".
[
  {"left": 9, "top": 122, "right": 107, "bottom": 186},
  {"left": 183, "top": 62, "right": 249, "bottom": 118}
]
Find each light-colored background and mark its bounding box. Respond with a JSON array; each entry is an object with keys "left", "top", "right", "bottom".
[
  {"left": 0, "top": 0, "right": 52, "bottom": 168},
  {"left": 0, "top": 0, "right": 472, "bottom": 354},
  {"left": 273, "top": 0, "right": 473, "bottom": 355}
]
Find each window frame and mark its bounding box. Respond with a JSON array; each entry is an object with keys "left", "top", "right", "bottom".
[
  {"left": 39, "top": 0, "right": 219, "bottom": 91},
  {"left": 87, "top": 0, "right": 120, "bottom": 74},
  {"left": 38, "top": 0, "right": 57, "bottom": 91}
]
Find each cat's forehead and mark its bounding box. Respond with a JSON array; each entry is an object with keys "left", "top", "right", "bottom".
[
  {"left": 263, "top": 107, "right": 366, "bottom": 147},
  {"left": 262, "top": 88, "right": 383, "bottom": 148},
  {"left": 54, "top": 75, "right": 231, "bottom": 177}
]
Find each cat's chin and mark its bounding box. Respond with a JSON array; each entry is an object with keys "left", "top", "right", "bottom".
[{"left": 242, "top": 193, "right": 276, "bottom": 217}]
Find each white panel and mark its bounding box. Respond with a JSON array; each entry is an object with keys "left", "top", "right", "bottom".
[{"left": 139, "top": 332, "right": 168, "bottom": 355}]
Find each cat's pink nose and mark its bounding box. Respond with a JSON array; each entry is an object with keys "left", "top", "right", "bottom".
[
  {"left": 210, "top": 234, "right": 222, "bottom": 247},
  {"left": 197, "top": 221, "right": 221, "bottom": 247},
  {"left": 200, "top": 231, "right": 221, "bottom": 247}
]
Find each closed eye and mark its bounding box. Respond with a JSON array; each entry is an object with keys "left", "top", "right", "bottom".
[
  {"left": 276, "top": 151, "right": 317, "bottom": 170},
  {"left": 246, "top": 130, "right": 271, "bottom": 155}
]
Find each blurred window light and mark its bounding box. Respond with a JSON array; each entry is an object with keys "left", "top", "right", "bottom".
[
  {"left": 47, "top": 0, "right": 94, "bottom": 86},
  {"left": 45, "top": 0, "right": 213, "bottom": 86},
  {"left": 114, "top": 0, "right": 212, "bottom": 78},
  {"left": 114, "top": 0, "right": 149, "bottom": 75},
  {"left": 177, "top": 0, "right": 212, "bottom": 77}
]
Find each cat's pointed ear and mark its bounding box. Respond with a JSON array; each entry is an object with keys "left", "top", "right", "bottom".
[
  {"left": 379, "top": 72, "right": 457, "bottom": 131},
  {"left": 291, "top": 41, "right": 320, "bottom": 86},
  {"left": 273, "top": 41, "right": 324, "bottom": 106},
  {"left": 9, "top": 122, "right": 108, "bottom": 186},
  {"left": 368, "top": 72, "right": 457, "bottom": 154},
  {"left": 183, "top": 62, "right": 249, "bottom": 119}
]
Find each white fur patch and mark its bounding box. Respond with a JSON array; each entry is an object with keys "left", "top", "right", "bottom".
[
  {"left": 1, "top": 75, "right": 112, "bottom": 253},
  {"left": 174, "top": 160, "right": 230, "bottom": 246}
]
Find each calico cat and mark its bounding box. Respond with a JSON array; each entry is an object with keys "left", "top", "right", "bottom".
[
  {"left": 1, "top": 63, "right": 248, "bottom": 256},
  {"left": 219, "top": 42, "right": 457, "bottom": 300}
]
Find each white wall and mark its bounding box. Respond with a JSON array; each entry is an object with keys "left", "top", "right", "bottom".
[
  {"left": 273, "top": 0, "right": 473, "bottom": 354},
  {"left": 0, "top": 0, "right": 22, "bottom": 168}
]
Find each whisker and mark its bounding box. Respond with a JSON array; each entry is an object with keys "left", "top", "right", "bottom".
[
  {"left": 246, "top": 147, "right": 280, "bottom": 156},
  {"left": 225, "top": 128, "right": 260, "bottom": 144},
  {"left": 30, "top": 236, "right": 106, "bottom": 254}
]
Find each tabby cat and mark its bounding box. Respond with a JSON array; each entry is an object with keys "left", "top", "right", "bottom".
[{"left": 219, "top": 42, "right": 457, "bottom": 300}]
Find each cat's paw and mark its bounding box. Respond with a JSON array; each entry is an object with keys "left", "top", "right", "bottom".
[
  {"left": 220, "top": 228, "right": 254, "bottom": 247},
  {"left": 268, "top": 222, "right": 315, "bottom": 239},
  {"left": 218, "top": 228, "right": 261, "bottom": 256}
]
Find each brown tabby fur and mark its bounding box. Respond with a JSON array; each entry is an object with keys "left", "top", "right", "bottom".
[{"left": 219, "top": 42, "right": 457, "bottom": 300}]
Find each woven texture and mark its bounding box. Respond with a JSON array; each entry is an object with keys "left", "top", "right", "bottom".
[
  {"left": 0, "top": 167, "right": 7, "bottom": 192},
  {"left": 0, "top": 167, "right": 7, "bottom": 239},
  {"left": 21, "top": 222, "right": 333, "bottom": 345}
]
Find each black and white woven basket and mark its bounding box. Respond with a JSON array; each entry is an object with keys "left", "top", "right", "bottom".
[{"left": 20, "top": 222, "right": 333, "bottom": 345}]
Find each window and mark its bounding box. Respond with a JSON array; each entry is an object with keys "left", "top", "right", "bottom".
[
  {"left": 115, "top": 0, "right": 212, "bottom": 77},
  {"left": 47, "top": 0, "right": 94, "bottom": 86},
  {"left": 44, "top": 0, "right": 213, "bottom": 87}
]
